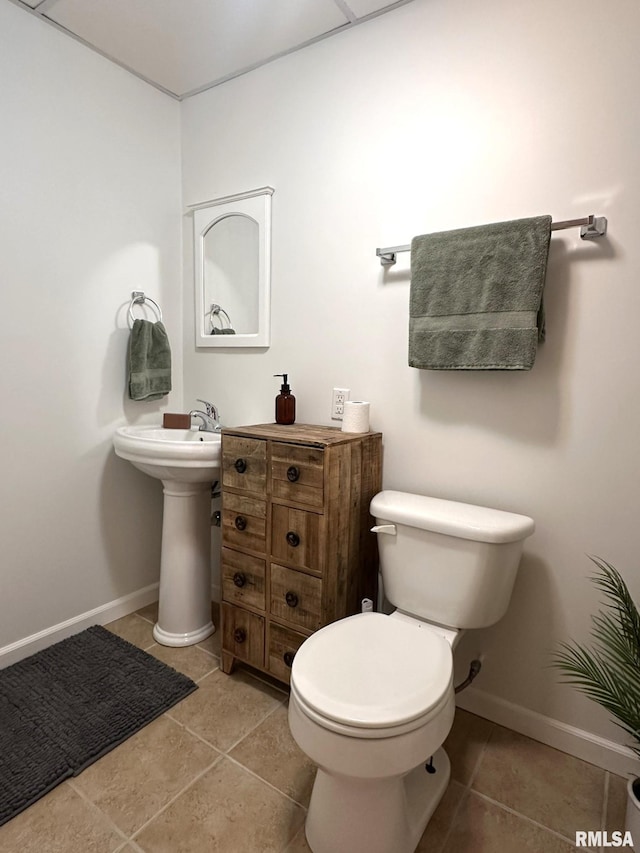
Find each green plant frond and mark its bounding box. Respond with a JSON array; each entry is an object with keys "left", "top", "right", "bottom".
[
  {"left": 589, "top": 557, "right": 640, "bottom": 650},
  {"left": 590, "top": 631, "right": 640, "bottom": 691},
  {"left": 555, "top": 639, "right": 640, "bottom": 704},
  {"left": 556, "top": 639, "right": 639, "bottom": 697},
  {"left": 556, "top": 681, "right": 640, "bottom": 737},
  {"left": 552, "top": 644, "right": 638, "bottom": 710},
  {"left": 591, "top": 611, "right": 640, "bottom": 665},
  {"left": 553, "top": 558, "right": 640, "bottom": 751},
  {"left": 592, "top": 608, "right": 640, "bottom": 652}
]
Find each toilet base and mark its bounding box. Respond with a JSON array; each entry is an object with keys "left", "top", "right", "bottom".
[{"left": 305, "top": 746, "right": 451, "bottom": 853}]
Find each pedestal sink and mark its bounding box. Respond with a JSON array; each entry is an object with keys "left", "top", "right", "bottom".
[{"left": 113, "top": 425, "right": 221, "bottom": 647}]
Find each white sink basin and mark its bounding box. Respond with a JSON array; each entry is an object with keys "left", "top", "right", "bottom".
[
  {"left": 114, "top": 425, "right": 221, "bottom": 483},
  {"left": 113, "top": 423, "right": 222, "bottom": 648}
]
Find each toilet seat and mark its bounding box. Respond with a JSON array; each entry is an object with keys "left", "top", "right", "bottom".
[{"left": 290, "top": 612, "right": 453, "bottom": 737}]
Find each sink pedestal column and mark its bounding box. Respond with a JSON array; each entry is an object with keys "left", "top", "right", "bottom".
[{"left": 153, "top": 480, "right": 215, "bottom": 647}]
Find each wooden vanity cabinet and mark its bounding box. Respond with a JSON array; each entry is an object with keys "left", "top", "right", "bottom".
[{"left": 219, "top": 423, "right": 382, "bottom": 684}]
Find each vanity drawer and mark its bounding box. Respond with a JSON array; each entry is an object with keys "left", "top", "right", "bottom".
[
  {"left": 219, "top": 423, "right": 382, "bottom": 686},
  {"left": 222, "top": 493, "right": 267, "bottom": 554},
  {"left": 222, "top": 603, "right": 265, "bottom": 668},
  {"left": 221, "top": 547, "right": 266, "bottom": 611},
  {"left": 268, "top": 623, "right": 307, "bottom": 682},
  {"left": 222, "top": 436, "right": 267, "bottom": 495},
  {"left": 270, "top": 563, "right": 322, "bottom": 631},
  {"left": 271, "top": 443, "right": 324, "bottom": 509},
  {"left": 271, "top": 504, "right": 324, "bottom": 574}
]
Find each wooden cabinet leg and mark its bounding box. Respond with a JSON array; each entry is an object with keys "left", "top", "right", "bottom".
[{"left": 221, "top": 650, "right": 236, "bottom": 675}]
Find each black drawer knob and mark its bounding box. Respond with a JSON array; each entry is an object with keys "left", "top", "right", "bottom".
[
  {"left": 233, "top": 627, "right": 247, "bottom": 644},
  {"left": 287, "top": 465, "right": 300, "bottom": 482},
  {"left": 235, "top": 515, "right": 247, "bottom": 531},
  {"left": 283, "top": 651, "right": 295, "bottom": 668},
  {"left": 233, "top": 572, "right": 246, "bottom": 588},
  {"left": 234, "top": 458, "right": 247, "bottom": 473},
  {"left": 286, "top": 531, "right": 300, "bottom": 547},
  {"left": 285, "top": 591, "right": 299, "bottom": 608}
]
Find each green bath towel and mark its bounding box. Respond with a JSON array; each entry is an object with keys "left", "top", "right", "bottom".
[
  {"left": 409, "top": 216, "right": 552, "bottom": 370},
  {"left": 128, "top": 319, "right": 172, "bottom": 401}
]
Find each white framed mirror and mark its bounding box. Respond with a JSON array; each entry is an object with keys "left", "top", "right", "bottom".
[{"left": 191, "top": 186, "right": 273, "bottom": 348}]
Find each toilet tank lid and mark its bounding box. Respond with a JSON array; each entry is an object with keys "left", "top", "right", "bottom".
[{"left": 370, "top": 490, "right": 535, "bottom": 544}]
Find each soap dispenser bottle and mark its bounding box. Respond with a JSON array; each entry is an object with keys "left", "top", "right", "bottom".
[{"left": 274, "top": 373, "right": 296, "bottom": 425}]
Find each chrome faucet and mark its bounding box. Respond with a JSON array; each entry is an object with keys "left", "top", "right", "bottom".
[{"left": 189, "top": 399, "right": 222, "bottom": 432}]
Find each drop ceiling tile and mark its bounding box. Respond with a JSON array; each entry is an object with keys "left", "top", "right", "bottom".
[
  {"left": 18, "top": 0, "right": 45, "bottom": 7},
  {"left": 342, "top": 0, "right": 407, "bottom": 18},
  {"left": 44, "top": 0, "right": 349, "bottom": 96}
]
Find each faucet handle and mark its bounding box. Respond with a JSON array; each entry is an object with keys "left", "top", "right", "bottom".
[{"left": 196, "top": 399, "right": 216, "bottom": 417}]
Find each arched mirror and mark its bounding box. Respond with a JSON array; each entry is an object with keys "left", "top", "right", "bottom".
[{"left": 191, "top": 186, "right": 273, "bottom": 347}]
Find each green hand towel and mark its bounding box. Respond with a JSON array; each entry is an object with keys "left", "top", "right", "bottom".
[
  {"left": 128, "top": 319, "right": 172, "bottom": 401},
  {"left": 409, "top": 215, "right": 552, "bottom": 370}
]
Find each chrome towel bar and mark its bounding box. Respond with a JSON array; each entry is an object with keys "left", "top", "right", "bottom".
[{"left": 375, "top": 214, "right": 608, "bottom": 266}]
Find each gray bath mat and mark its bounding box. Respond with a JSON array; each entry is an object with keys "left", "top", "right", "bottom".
[{"left": 0, "top": 625, "right": 197, "bottom": 826}]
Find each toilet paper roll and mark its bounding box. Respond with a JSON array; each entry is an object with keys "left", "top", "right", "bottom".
[{"left": 341, "top": 401, "right": 370, "bottom": 433}]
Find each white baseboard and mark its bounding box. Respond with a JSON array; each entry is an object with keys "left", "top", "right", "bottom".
[
  {"left": 0, "top": 583, "right": 159, "bottom": 669},
  {"left": 457, "top": 685, "right": 638, "bottom": 778}
]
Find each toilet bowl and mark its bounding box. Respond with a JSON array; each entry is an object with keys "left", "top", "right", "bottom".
[
  {"left": 289, "top": 612, "right": 456, "bottom": 853},
  {"left": 288, "top": 489, "right": 535, "bottom": 853}
]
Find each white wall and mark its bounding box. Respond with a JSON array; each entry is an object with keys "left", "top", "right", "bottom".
[
  {"left": 0, "top": 2, "right": 182, "bottom": 653},
  {"left": 2, "top": 0, "right": 637, "bottom": 772},
  {"left": 181, "top": 0, "right": 640, "bottom": 767}
]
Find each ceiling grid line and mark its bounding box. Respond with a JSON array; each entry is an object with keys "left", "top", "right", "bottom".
[
  {"left": 332, "top": 0, "right": 358, "bottom": 24},
  {"left": 7, "top": 0, "right": 416, "bottom": 99}
]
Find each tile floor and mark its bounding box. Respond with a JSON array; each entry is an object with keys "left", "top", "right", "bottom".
[{"left": 0, "top": 603, "right": 630, "bottom": 853}]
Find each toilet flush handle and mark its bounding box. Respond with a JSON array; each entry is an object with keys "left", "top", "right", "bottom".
[{"left": 370, "top": 524, "right": 396, "bottom": 535}]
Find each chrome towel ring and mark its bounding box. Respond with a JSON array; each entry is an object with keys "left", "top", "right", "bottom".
[
  {"left": 208, "top": 303, "right": 233, "bottom": 332},
  {"left": 128, "top": 290, "right": 163, "bottom": 328}
]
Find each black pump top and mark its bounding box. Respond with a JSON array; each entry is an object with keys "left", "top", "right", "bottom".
[{"left": 274, "top": 373, "right": 291, "bottom": 393}]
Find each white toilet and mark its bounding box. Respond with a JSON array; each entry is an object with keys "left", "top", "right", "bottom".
[{"left": 288, "top": 489, "right": 535, "bottom": 853}]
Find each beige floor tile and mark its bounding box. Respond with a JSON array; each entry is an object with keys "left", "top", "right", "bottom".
[
  {"left": 71, "top": 715, "right": 219, "bottom": 836},
  {"left": 234, "top": 664, "right": 291, "bottom": 696},
  {"left": 472, "top": 726, "right": 604, "bottom": 839},
  {"left": 442, "top": 790, "right": 579, "bottom": 853},
  {"left": 134, "top": 756, "right": 305, "bottom": 853},
  {"left": 136, "top": 602, "right": 159, "bottom": 624},
  {"left": 0, "top": 782, "right": 125, "bottom": 853},
  {"left": 3, "top": 595, "right": 622, "bottom": 853},
  {"left": 254, "top": 668, "right": 292, "bottom": 695},
  {"left": 444, "top": 709, "right": 494, "bottom": 785},
  {"left": 283, "top": 825, "right": 312, "bottom": 852},
  {"left": 416, "top": 779, "right": 466, "bottom": 853},
  {"left": 196, "top": 629, "right": 221, "bottom": 658},
  {"left": 146, "top": 642, "right": 219, "bottom": 682},
  {"left": 229, "top": 704, "right": 316, "bottom": 806},
  {"left": 606, "top": 773, "right": 630, "bottom": 834},
  {"left": 104, "top": 614, "right": 155, "bottom": 649},
  {"left": 169, "top": 668, "right": 285, "bottom": 752}
]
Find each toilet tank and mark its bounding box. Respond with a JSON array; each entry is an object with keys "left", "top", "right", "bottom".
[{"left": 370, "top": 491, "right": 535, "bottom": 630}]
